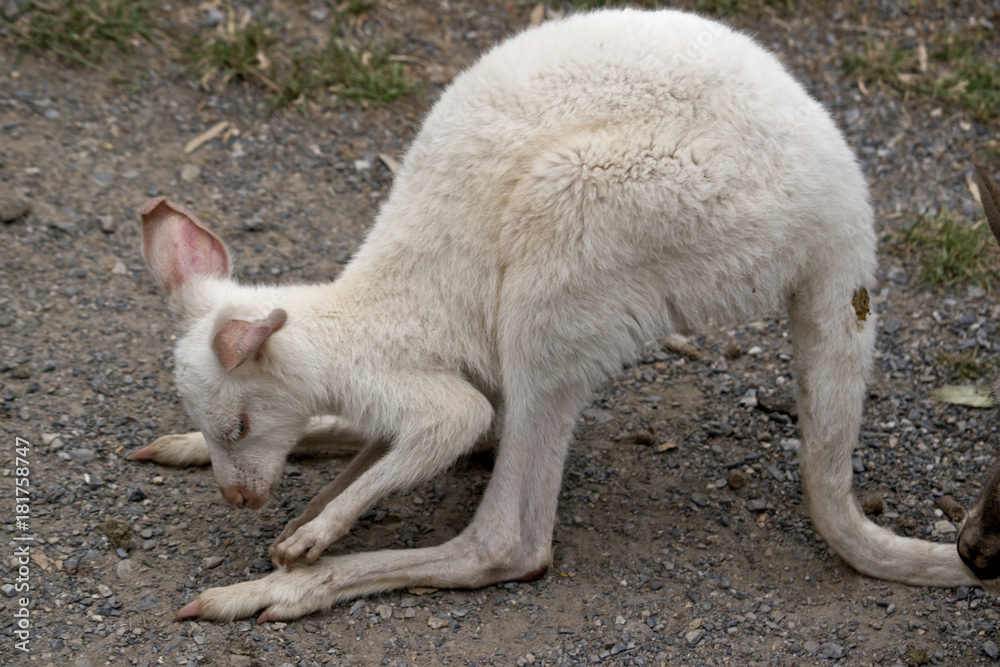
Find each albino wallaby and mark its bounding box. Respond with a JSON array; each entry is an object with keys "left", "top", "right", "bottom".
[
  {"left": 957, "top": 158, "right": 1000, "bottom": 582},
  {"left": 132, "top": 9, "right": 985, "bottom": 622}
]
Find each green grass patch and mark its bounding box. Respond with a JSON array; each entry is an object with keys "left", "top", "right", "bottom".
[
  {"left": 928, "top": 32, "right": 1000, "bottom": 123},
  {"left": 544, "top": 1, "right": 656, "bottom": 9},
  {"left": 271, "top": 37, "right": 419, "bottom": 108},
  {"left": 842, "top": 37, "right": 915, "bottom": 91},
  {"left": 695, "top": 0, "right": 795, "bottom": 15},
  {"left": 937, "top": 349, "right": 996, "bottom": 382},
  {"left": 2, "top": 0, "right": 152, "bottom": 67},
  {"left": 897, "top": 209, "right": 1000, "bottom": 292},
  {"left": 187, "top": 14, "right": 278, "bottom": 85},
  {"left": 184, "top": 8, "right": 420, "bottom": 109},
  {"left": 841, "top": 30, "right": 1000, "bottom": 124},
  {"left": 547, "top": 0, "right": 796, "bottom": 17}
]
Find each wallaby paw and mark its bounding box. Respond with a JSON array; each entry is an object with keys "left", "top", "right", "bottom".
[
  {"left": 271, "top": 519, "right": 338, "bottom": 568},
  {"left": 176, "top": 564, "right": 335, "bottom": 622},
  {"left": 128, "top": 432, "right": 211, "bottom": 467},
  {"left": 176, "top": 581, "right": 271, "bottom": 622},
  {"left": 269, "top": 516, "right": 309, "bottom": 559}
]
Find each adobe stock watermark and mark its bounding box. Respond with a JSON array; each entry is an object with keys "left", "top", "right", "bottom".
[{"left": 10, "top": 436, "right": 33, "bottom": 654}]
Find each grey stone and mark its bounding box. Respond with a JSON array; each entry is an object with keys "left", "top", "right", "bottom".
[
  {"left": 180, "top": 164, "right": 201, "bottom": 182},
  {"left": 582, "top": 408, "right": 613, "bottom": 423},
  {"left": 685, "top": 629, "right": 705, "bottom": 645},
  {"left": 983, "top": 640, "right": 999, "bottom": 659},
  {"left": 201, "top": 556, "right": 225, "bottom": 570},
  {"left": 887, "top": 266, "right": 909, "bottom": 285},
  {"left": 49, "top": 220, "right": 79, "bottom": 234},
  {"left": 204, "top": 7, "right": 224, "bottom": 25},
  {"left": 68, "top": 448, "right": 96, "bottom": 464},
  {"left": 0, "top": 198, "right": 30, "bottom": 222},
  {"left": 818, "top": 642, "right": 844, "bottom": 659}
]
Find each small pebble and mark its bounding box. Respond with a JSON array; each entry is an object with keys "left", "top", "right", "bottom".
[
  {"left": 204, "top": 7, "right": 224, "bottom": 25},
  {"left": 91, "top": 171, "right": 114, "bottom": 186},
  {"left": 427, "top": 615, "right": 449, "bottom": 629},
  {"left": 983, "top": 640, "right": 999, "bottom": 660},
  {"left": 934, "top": 519, "right": 957, "bottom": 535},
  {"left": 116, "top": 559, "right": 140, "bottom": 580},
  {"left": 180, "top": 164, "right": 201, "bottom": 182},
  {"left": 819, "top": 642, "right": 844, "bottom": 659},
  {"left": 685, "top": 629, "right": 705, "bottom": 645},
  {"left": 0, "top": 198, "right": 30, "bottom": 223},
  {"left": 201, "top": 556, "right": 225, "bottom": 570},
  {"left": 69, "top": 448, "right": 96, "bottom": 464}
]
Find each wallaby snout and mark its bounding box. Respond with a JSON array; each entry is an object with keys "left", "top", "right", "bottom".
[{"left": 220, "top": 484, "right": 270, "bottom": 510}]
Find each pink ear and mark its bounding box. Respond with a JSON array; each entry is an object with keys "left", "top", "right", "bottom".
[
  {"left": 213, "top": 309, "right": 288, "bottom": 372},
  {"left": 139, "top": 197, "right": 230, "bottom": 297}
]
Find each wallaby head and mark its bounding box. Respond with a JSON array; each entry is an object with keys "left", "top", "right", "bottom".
[
  {"left": 140, "top": 197, "right": 301, "bottom": 509},
  {"left": 957, "top": 158, "right": 1000, "bottom": 581}
]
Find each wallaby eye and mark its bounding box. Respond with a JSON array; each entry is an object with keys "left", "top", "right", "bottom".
[{"left": 225, "top": 414, "right": 249, "bottom": 442}]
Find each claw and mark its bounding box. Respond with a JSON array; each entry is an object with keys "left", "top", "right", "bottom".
[
  {"left": 127, "top": 445, "right": 157, "bottom": 461},
  {"left": 176, "top": 600, "right": 202, "bottom": 619}
]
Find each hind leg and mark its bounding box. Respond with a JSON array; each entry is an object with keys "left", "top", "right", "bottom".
[{"left": 788, "top": 272, "right": 977, "bottom": 585}]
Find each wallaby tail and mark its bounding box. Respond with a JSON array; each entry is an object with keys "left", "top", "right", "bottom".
[{"left": 788, "top": 268, "right": 978, "bottom": 587}]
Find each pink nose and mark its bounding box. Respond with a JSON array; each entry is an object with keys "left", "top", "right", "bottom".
[{"left": 220, "top": 485, "right": 267, "bottom": 509}]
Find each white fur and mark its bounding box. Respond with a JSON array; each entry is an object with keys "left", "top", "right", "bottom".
[{"left": 141, "top": 9, "right": 981, "bottom": 622}]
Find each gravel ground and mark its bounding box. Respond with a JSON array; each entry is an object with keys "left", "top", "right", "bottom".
[{"left": 3, "top": 1, "right": 1000, "bottom": 665}]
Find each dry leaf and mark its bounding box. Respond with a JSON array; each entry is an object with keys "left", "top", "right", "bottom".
[
  {"left": 256, "top": 50, "right": 271, "bottom": 71},
  {"left": 184, "top": 121, "right": 230, "bottom": 155},
  {"left": 656, "top": 440, "right": 678, "bottom": 453},
  {"left": 378, "top": 153, "right": 402, "bottom": 175},
  {"left": 199, "top": 68, "right": 216, "bottom": 90},
  {"left": 929, "top": 385, "right": 994, "bottom": 408},
  {"left": 968, "top": 172, "right": 982, "bottom": 206},
  {"left": 529, "top": 3, "right": 545, "bottom": 27},
  {"left": 32, "top": 551, "right": 52, "bottom": 571},
  {"left": 917, "top": 42, "right": 928, "bottom": 73}
]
